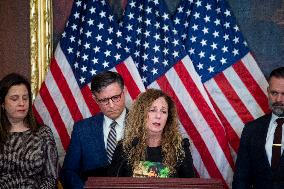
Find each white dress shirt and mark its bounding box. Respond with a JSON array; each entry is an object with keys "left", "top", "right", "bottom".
[
  {"left": 103, "top": 108, "right": 126, "bottom": 149},
  {"left": 265, "top": 114, "right": 284, "bottom": 165}
]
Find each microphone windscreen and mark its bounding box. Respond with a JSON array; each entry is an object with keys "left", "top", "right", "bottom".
[{"left": 132, "top": 137, "right": 139, "bottom": 147}]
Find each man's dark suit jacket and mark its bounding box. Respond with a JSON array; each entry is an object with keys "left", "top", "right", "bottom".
[
  {"left": 233, "top": 113, "right": 284, "bottom": 189},
  {"left": 60, "top": 113, "right": 108, "bottom": 189}
]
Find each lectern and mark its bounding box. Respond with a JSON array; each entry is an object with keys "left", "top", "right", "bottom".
[{"left": 85, "top": 177, "right": 225, "bottom": 189}]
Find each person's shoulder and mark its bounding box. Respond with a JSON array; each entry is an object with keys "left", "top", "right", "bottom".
[
  {"left": 242, "top": 113, "right": 271, "bottom": 134},
  {"left": 74, "top": 113, "right": 104, "bottom": 128},
  {"left": 72, "top": 113, "right": 104, "bottom": 136},
  {"left": 36, "top": 125, "right": 56, "bottom": 142},
  {"left": 37, "top": 125, "right": 53, "bottom": 135},
  {"left": 245, "top": 113, "right": 271, "bottom": 127}
]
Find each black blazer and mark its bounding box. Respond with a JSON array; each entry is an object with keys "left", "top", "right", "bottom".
[{"left": 233, "top": 113, "right": 284, "bottom": 189}]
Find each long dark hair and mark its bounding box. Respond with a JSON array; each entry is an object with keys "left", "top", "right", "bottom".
[{"left": 0, "top": 73, "right": 39, "bottom": 143}]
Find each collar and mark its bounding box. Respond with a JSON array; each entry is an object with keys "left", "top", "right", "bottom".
[
  {"left": 271, "top": 113, "right": 284, "bottom": 124},
  {"left": 104, "top": 108, "right": 127, "bottom": 127}
]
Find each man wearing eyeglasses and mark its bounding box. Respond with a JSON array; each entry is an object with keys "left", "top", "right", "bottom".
[{"left": 61, "top": 71, "right": 127, "bottom": 189}]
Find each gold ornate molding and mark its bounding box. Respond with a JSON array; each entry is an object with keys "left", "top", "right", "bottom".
[{"left": 30, "top": 0, "right": 53, "bottom": 99}]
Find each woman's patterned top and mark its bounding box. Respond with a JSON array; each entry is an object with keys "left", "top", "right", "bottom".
[{"left": 0, "top": 125, "right": 58, "bottom": 189}]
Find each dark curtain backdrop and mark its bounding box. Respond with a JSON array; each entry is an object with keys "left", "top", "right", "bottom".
[{"left": 0, "top": 0, "right": 283, "bottom": 80}]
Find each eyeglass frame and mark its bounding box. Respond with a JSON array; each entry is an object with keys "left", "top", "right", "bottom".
[{"left": 93, "top": 91, "right": 124, "bottom": 105}]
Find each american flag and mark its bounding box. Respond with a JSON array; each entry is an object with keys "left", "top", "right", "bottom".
[
  {"left": 171, "top": 0, "right": 270, "bottom": 158},
  {"left": 33, "top": 0, "right": 270, "bottom": 188},
  {"left": 33, "top": 0, "right": 145, "bottom": 164},
  {"left": 121, "top": 0, "right": 236, "bottom": 187}
]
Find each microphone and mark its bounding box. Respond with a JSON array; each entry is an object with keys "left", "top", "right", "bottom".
[
  {"left": 182, "top": 138, "right": 190, "bottom": 148},
  {"left": 116, "top": 137, "right": 139, "bottom": 177},
  {"left": 131, "top": 137, "right": 139, "bottom": 147}
]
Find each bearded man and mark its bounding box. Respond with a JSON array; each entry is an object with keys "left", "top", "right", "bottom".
[{"left": 233, "top": 67, "right": 284, "bottom": 189}]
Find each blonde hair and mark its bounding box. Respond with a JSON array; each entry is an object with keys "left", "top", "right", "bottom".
[{"left": 123, "top": 88, "right": 184, "bottom": 175}]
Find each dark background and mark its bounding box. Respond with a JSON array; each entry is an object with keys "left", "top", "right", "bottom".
[
  {"left": 0, "top": 0, "right": 30, "bottom": 79},
  {"left": 1, "top": 0, "right": 283, "bottom": 80}
]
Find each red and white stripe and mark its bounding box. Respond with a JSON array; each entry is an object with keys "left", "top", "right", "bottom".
[
  {"left": 149, "top": 55, "right": 234, "bottom": 188},
  {"left": 33, "top": 44, "right": 145, "bottom": 164},
  {"left": 204, "top": 52, "right": 269, "bottom": 155}
]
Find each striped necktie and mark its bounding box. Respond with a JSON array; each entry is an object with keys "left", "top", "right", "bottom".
[
  {"left": 271, "top": 118, "right": 284, "bottom": 170},
  {"left": 107, "top": 121, "right": 117, "bottom": 163}
]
